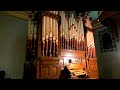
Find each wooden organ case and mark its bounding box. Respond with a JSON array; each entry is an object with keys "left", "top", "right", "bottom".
[
  {"left": 24, "top": 11, "right": 99, "bottom": 79},
  {"left": 84, "top": 15, "right": 99, "bottom": 79}
]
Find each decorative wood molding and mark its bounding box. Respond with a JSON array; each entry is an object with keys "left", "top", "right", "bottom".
[
  {"left": 37, "top": 57, "right": 60, "bottom": 79},
  {"left": 99, "top": 11, "right": 120, "bottom": 42},
  {"left": 99, "top": 11, "right": 120, "bottom": 23},
  {"left": 60, "top": 49, "right": 85, "bottom": 59},
  {"left": 89, "top": 58, "right": 97, "bottom": 61},
  {"left": 93, "top": 23, "right": 104, "bottom": 30},
  {"left": 42, "top": 11, "right": 60, "bottom": 21},
  {"left": 92, "top": 19, "right": 100, "bottom": 26},
  {"left": 92, "top": 19, "right": 104, "bottom": 30},
  {"left": 37, "top": 57, "right": 60, "bottom": 64},
  {"left": 86, "top": 27, "right": 94, "bottom": 32},
  {"left": 0, "top": 11, "right": 30, "bottom": 20}
]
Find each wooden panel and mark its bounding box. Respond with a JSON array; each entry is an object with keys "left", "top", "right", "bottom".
[
  {"left": 60, "top": 49, "right": 85, "bottom": 58},
  {"left": 40, "top": 65, "right": 60, "bottom": 79},
  {"left": 42, "top": 11, "right": 59, "bottom": 20},
  {"left": 67, "top": 63, "right": 85, "bottom": 70},
  {"left": 58, "top": 60, "right": 64, "bottom": 70},
  {"left": 89, "top": 60, "right": 97, "bottom": 65},
  {"left": 89, "top": 72, "right": 98, "bottom": 79},
  {"left": 37, "top": 12, "right": 42, "bottom": 57},
  {"left": 88, "top": 58, "right": 99, "bottom": 79},
  {"left": 89, "top": 65, "right": 97, "bottom": 72},
  {"left": 82, "top": 59, "right": 86, "bottom": 68},
  {"left": 41, "top": 66, "right": 49, "bottom": 78},
  {"left": 36, "top": 57, "right": 60, "bottom": 79},
  {"left": 38, "top": 57, "right": 60, "bottom": 65},
  {"left": 36, "top": 61, "right": 40, "bottom": 79},
  {"left": 49, "top": 66, "right": 57, "bottom": 76}
]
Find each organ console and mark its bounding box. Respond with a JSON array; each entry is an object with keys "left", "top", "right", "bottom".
[{"left": 24, "top": 11, "right": 99, "bottom": 79}]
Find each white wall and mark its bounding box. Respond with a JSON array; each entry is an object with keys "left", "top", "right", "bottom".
[
  {"left": 0, "top": 13, "right": 28, "bottom": 79},
  {"left": 94, "top": 23, "right": 120, "bottom": 79}
]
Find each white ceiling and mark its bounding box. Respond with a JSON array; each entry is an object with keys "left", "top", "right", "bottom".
[{"left": 88, "top": 11, "right": 99, "bottom": 21}]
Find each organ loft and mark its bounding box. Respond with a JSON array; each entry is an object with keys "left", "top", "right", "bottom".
[{"left": 24, "top": 11, "right": 99, "bottom": 79}]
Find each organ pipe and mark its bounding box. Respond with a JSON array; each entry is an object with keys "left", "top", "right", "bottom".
[
  {"left": 49, "top": 17, "right": 53, "bottom": 57},
  {"left": 45, "top": 16, "right": 49, "bottom": 57},
  {"left": 42, "top": 16, "right": 46, "bottom": 57},
  {"left": 53, "top": 15, "right": 56, "bottom": 57},
  {"left": 55, "top": 18, "right": 58, "bottom": 57}
]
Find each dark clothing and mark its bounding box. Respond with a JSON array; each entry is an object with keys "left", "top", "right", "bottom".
[
  {"left": 0, "top": 71, "right": 5, "bottom": 79},
  {"left": 59, "top": 66, "right": 71, "bottom": 79}
]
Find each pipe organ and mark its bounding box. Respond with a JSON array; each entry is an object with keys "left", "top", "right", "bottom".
[{"left": 24, "top": 11, "right": 99, "bottom": 79}]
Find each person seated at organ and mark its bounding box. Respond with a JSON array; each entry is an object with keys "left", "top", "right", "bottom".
[{"left": 59, "top": 66, "right": 71, "bottom": 79}]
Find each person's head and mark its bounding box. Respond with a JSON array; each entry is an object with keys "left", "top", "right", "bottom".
[{"left": 64, "top": 66, "right": 68, "bottom": 70}]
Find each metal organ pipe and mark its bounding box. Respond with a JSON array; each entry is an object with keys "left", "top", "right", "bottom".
[
  {"left": 26, "top": 14, "right": 32, "bottom": 60},
  {"left": 62, "top": 12, "right": 65, "bottom": 49},
  {"left": 27, "top": 14, "right": 32, "bottom": 49},
  {"left": 78, "top": 16, "right": 80, "bottom": 50},
  {"left": 33, "top": 21, "right": 37, "bottom": 57},
  {"left": 33, "top": 21, "right": 37, "bottom": 48},
  {"left": 55, "top": 18, "right": 58, "bottom": 57},
  {"left": 64, "top": 13, "right": 67, "bottom": 49},
  {"left": 49, "top": 17, "right": 53, "bottom": 57},
  {"left": 65, "top": 14, "right": 69, "bottom": 49},
  {"left": 30, "top": 16, "right": 34, "bottom": 50},
  {"left": 53, "top": 15, "right": 56, "bottom": 57},
  {"left": 60, "top": 12, "right": 63, "bottom": 48},
  {"left": 42, "top": 16, "right": 46, "bottom": 57},
  {"left": 54, "top": 11, "right": 59, "bottom": 57},
  {"left": 74, "top": 19, "right": 77, "bottom": 50}
]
